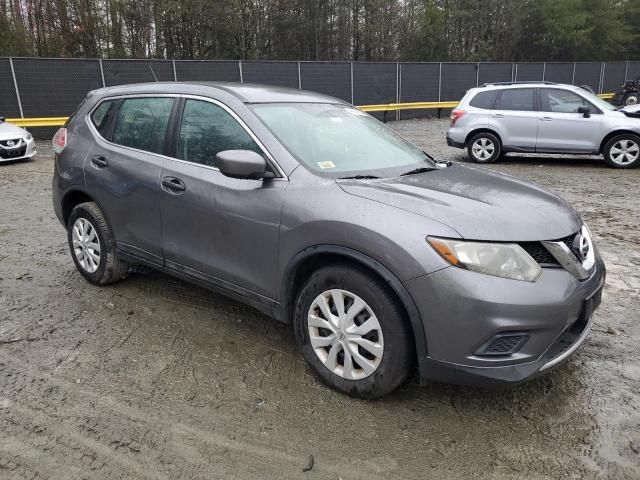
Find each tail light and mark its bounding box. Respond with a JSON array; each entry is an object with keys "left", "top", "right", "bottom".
[
  {"left": 450, "top": 109, "right": 466, "bottom": 126},
  {"left": 52, "top": 128, "right": 67, "bottom": 154}
]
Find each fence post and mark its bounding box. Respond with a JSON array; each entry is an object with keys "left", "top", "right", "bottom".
[
  {"left": 542, "top": 62, "right": 546, "bottom": 81},
  {"left": 476, "top": 62, "right": 480, "bottom": 86},
  {"left": 624, "top": 61, "right": 629, "bottom": 82},
  {"left": 172, "top": 60, "right": 177, "bottom": 82},
  {"left": 297, "top": 61, "right": 302, "bottom": 89},
  {"left": 438, "top": 62, "right": 442, "bottom": 101},
  {"left": 9, "top": 57, "right": 24, "bottom": 118},
  {"left": 598, "top": 62, "right": 605, "bottom": 94},
  {"left": 99, "top": 59, "right": 106, "bottom": 87},
  {"left": 571, "top": 63, "right": 576, "bottom": 85},
  {"left": 239, "top": 60, "right": 244, "bottom": 83},
  {"left": 350, "top": 62, "right": 354, "bottom": 105},
  {"left": 514, "top": 63, "right": 518, "bottom": 82},
  {"left": 396, "top": 62, "right": 400, "bottom": 121}
]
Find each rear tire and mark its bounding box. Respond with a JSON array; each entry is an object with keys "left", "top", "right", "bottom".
[
  {"left": 467, "top": 132, "right": 501, "bottom": 163},
  {"left": 294, "top": 264, "right": 414, "bottom": 398},
  {"left": 67, "top": 202, "right": 128, "bottom": 285},
  {"left": 603, "top": 134, "right": 640, "bottom": 169}
]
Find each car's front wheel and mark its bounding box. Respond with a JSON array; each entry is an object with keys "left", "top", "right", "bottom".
[
  {"left": 603, "top": 134, "right": 640, "bottom": 169},
  {"left": 67, "top": 202, "right": 128, "bottom": 285},
  {"left": 294, "top": 265, "right": 413, "bottom": 398},
  {"left": 623, "top": 92, "right": 639, "bottom": 106},
  {"left": 467, "top": 132, "right": 501, "bottom": 163}
]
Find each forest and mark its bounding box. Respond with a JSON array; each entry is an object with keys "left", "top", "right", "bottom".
[{"left": 1, "top": 0, "right": 638, "bottom": 62}]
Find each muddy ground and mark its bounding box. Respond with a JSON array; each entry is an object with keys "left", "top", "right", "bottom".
[{"left": 1, "top": 118, "right": 639, "bottom": 479}]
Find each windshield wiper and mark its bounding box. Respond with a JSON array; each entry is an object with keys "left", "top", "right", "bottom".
[
  {"left": 399, "top": 167, "right": 438, "bottom": 176},
  {"left": 339, "top": 175, "right": 380, "bottom": 180}
]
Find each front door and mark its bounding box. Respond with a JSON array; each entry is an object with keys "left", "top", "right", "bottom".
[
  {"left": 159, "top": 98, "right": 286, "bottom": 301},
  {"left": 489, "top": 87, "right": 538, "bottom": 150},
  {"left": 536, "top": 88, "right": 602, "bottom": 153},
  {"left": 85, "top": 96, "right": 175, "bottom": 265}
]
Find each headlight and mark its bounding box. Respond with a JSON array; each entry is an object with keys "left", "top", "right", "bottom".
[
  {"left": 427, "top": 237, "right": 542, "bottom": 282},
  {"left": 24, "top": 132, "right": 33, "bottom": 141}
]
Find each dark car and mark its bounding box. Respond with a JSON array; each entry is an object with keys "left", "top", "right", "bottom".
[
  {"left": 612, "top": 76, "right": 640, "bottom": 106},
  {"left": 52, "top": 82, "right": 605, "bottom": 398}
]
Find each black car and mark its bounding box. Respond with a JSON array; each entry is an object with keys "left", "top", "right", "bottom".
[{"left": 612, "top": 76, "right": 640, "bottom": 106}]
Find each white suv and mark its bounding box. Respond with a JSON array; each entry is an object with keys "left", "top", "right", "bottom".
[{"left": 446, "top": 82, "right": 640, "bottom": 169}]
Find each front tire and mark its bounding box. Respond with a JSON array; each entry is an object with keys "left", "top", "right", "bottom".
[
  {"left": 294, "top": 265, "right": 414, "bottom": 398},
  {"left": 67, "top": 202, "right": 128, "bottom": 285},
  {"left": 623, "top": 93, "right": 639, "bottom": 106},
  {"left": 603, "top": 134, "right": 640, "bottom": 169},
  {"left": 467, "top": 132, "right": 501, "bottom": 163}
]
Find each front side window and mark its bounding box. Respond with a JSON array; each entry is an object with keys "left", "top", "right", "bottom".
[
  {"left": 112, "top": 97, "right": 174, "bottom": 154},
  {"left": 177, "top": 99, "right": 261, "bottom": 167},
  {"left": 495, "top": 88, "right": 535, "bottom": 111},
  {"left": 540, "top": 88, "right": 592, "bottom": 113},
  {"left": 250, "top": 103, "right": 436, "bottom": 178},
  {"left": 90, "top": 100, "right": 117, "bottom": 137}
]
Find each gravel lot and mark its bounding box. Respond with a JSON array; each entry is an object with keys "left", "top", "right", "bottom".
[{"left": 1, "top": 118, "right": 639, "bottom": 479}]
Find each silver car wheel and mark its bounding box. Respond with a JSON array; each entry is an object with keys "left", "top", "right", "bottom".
[
  {"left": 307, "top": 289, "right": 384, "bottom": 380},
  {"left": 72, "top": 218, "right": 101, "bottom": 273},
  {"left": 472, "top": 137, "right": 495, "bottom": 161},
  {"left": 610, "top": 139, "right": 640, "bottom": 166},
  {"left": 625, "top": 94, "right": 638, "bottom": 106}
]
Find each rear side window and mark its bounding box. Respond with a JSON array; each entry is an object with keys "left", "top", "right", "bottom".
[
  {"left": 112, "top": 97, "right": 174, "bottom": 154},
  {"left": 176, "top": 99, "right": 261, "bottom": 167},
  {"left": 495, "top": 88, "right": 535, "bottom": 111},
  {"left": 469, "top": 90, "right": 498, "bottom": 109},
  {"left": 90, "top": 100, "right": 117, "bottom": 136}
]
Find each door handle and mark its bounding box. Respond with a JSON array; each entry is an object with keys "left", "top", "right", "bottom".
[
  {"left": 90, "top": 155, "right": 108, "bottom": 168},
  {"left": 491, "top": 113, "right": 504, "bottom": 118},
  {"left": 161, "top": 176, "right": 186, "bottom": 193},
  {"left": 540, "top": 116, "right": 553, "bottom": 121}
]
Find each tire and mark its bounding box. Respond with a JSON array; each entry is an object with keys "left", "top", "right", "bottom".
[
  {"left": 293, "top": 264, "right": 414, "bottom": 398},
  {"left": 603, "top": 134, "right": 640, "bottom": 169},
  {"left": 467, "top": 132, "right": 501, "bottom": 163},
  {"left": 623, "top": 93, "right": 639, "bottom": 106},
  {"left": 67, "top": 202, "right": 128, "bottom": 285}
]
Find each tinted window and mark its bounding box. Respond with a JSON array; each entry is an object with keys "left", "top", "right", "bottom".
[
  {"left": 112, "top": 97, "right": 174, "bottom": 154},
  {"left": 540, "top": 89, "right": 591, "bottom": 113},
  {"left": 91, "top": 100, "right": 117, "bottom": 137},
  {"left": 495, "top": 88, "right": 535, "bottom": 111},
  {"left": 177, "top": 99, "right": 261, "bottom": 167},
  {"left": 470, "top": 90, "right": 498, "bottom": 109}
]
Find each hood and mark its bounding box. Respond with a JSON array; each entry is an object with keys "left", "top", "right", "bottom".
[
  {"left": 621, "top": 104, "right": 640, "bottom": 117},
  {"left": 0, "top": 122, "right": 28, "bottom": 141},
  {"left": 337, "top": 164, "right": 582, "bottom": 241}
]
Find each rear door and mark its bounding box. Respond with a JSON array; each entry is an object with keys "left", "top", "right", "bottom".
[
  {"left": 536, "top": 88, "right": 602, "bottom": 153},
  {"left": 159, "top": 97, "right": 286, "bottom": 301},
  {"left": 85, "top": 96, "right": 175, "bottom": 265},
  {"left": 489, "top": 88, "right": 538, "bottom": 150}
]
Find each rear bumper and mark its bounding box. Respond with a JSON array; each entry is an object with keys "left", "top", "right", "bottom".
[
  {"left": 406, "top": 255, "right": 605, "bottom": 387},
  {"left": 446, "top": 135, "right": 465, "bottom": 149}
]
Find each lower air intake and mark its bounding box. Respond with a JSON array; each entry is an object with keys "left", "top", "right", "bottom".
[{"left": 476, "top": 333, "right": 528, "bottom": 356}]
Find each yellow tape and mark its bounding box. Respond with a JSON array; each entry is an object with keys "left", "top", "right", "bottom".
[{"left": 4, "top": 93, "right": 616, "bottom": 126}]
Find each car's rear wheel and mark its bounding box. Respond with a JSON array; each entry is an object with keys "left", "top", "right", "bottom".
[
  {"left": 67, "top": 202, "right": 128, "bottom": 285},
  {"left": 603, "top": 134, "right": 640, "bottom": 169},
  {"left": 623, "top": 93, "right": 639, "bottom": 106},
  {"left": 294, "top": 265, "right": 413, "bottom": 398},
  {"left": 467, "top": 132, "right": 501, "bottom": 163}
]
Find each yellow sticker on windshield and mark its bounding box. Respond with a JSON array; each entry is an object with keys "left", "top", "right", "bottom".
[{"left": 317, "top": 161, "right": 336, "bottom": 169}]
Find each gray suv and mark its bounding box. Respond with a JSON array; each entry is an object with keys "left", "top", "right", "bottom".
[
  {"left": 447, "top": 81, "right": 640, "bottom": 168},
  {"left": 52, "top": 82, "right": 605, "bottom": 398}
]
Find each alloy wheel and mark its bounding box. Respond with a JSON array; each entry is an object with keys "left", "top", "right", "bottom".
[
  {"left": 72, "top": 218, "right": 101, "bottom": 273},
  {"left": 625, "top": 94, "right": 639, "bottom": 106},
  {"left": 307, "top": 289, "right": 384, "bottom": 380},
  {"left": 472, "top": 137, "right": 495, "bottom": 161},
  {"left": 610, "top": 139, "right": 639, "bottom": 166}
]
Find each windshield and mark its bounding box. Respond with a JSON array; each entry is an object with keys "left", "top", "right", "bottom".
[
  {"left": 250, "top": 103, "right": 436, "bottom": 178},
  {"left": 580, "top": 89, "right": 617, "bottom": 111}
]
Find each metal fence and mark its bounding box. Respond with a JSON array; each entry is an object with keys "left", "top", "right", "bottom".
[{"left": 2, "top": 57, "right": 639, "bottom": 121}]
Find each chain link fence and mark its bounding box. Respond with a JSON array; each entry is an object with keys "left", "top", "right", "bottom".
[{"left": 2, "top": 58, "right": 638, "bottom": 123}]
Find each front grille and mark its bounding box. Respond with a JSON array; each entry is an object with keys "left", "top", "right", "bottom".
[
  {"left": 520, "top": 242, "right": 559, "bottom": 265},
  {"left": 476, "top": 333, "right": 528, "bottom": 357},
  {"left": 0, "top": 138, "right": 22, "bottom": 148},
  {"left": 0, "top": 144, "right": 27, "bottom": 159}
]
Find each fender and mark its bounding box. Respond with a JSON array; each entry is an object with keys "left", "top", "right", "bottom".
[{"left": 279, "top": 244, "right": 429, "bottom": 371}]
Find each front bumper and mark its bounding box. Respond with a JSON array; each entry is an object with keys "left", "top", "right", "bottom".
[
  {"left": 0, "top": 138, "right": 36, "bottom": 162},
  {"left": 405, "top": 255, "right": 605, "bottom": 387}
]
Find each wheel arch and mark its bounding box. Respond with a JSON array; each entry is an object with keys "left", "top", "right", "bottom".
[
  {"left": 279, "top": 245, "right": 429, "bottom": 365},
  {"left": 599, "top": 130, "right": 640, "bottom": 154},
  {"left": 60, "top": 187, "right": 110, "bottom": 230},
  {"left": 465, "top": 128, "right": 503, "bottom": 148}
]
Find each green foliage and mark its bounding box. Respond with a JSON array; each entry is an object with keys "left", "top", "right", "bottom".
[{"left": 0, "top": 0, "right": 637, "bottom": 60}]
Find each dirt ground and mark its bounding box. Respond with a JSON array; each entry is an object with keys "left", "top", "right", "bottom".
[{"left": 1, "top": 118, "right": 639, "bottom": 480}]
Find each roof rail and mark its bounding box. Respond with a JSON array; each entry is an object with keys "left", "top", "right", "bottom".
[{"left": 480, "top": 81, "right": 558, "bottom": 87}]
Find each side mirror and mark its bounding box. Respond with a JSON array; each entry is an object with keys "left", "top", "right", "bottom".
[
  {"left": 0, "top": 117, "right": 5, "bottom": 123},
  {"left": 215, "top": 150, "right": 271, "bottom": 180},
  {"left": 577, "top": 106, "right": 591, "bottom": 118}
]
